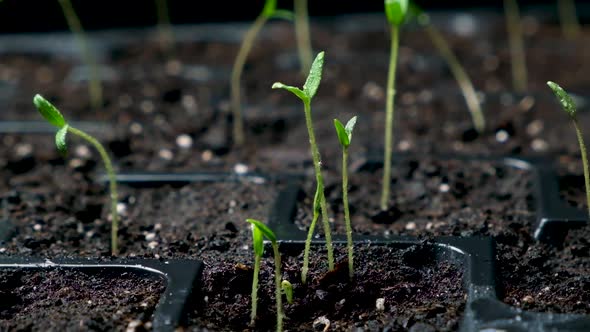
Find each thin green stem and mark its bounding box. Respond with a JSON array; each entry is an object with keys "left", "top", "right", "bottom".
[
  {"left": 250, "top": 254, "right": 261, "bottom": 326},
  {"left": 57, "top": 0, "right": 102, "bottom": 110},
  {"left": 303, "top": 99, "right": 334, "bottom": 271},
  {"left": 68, "top": 126, "right": 119, "bottom": 255},
  {"left": 424, "top": 22, "right": 485, "bottom": 133},
  {"left": 231, "top": 14, "right": 269, "bottom": 146},
  {"left": 573, "top": 119, "right": 590, "bottom": 218},
  {"left": 381, "top": 25, "right": 399, "bottom": 211},
  {"left": 558, "top": 0, "right": 581, "bottom": 40},
  {"left": 504, "top": 0, "right": 527, "bottom": 93},
  {"left": 302, "top": 183, "right": 320, "bottom": 284},
  {"left": 155, "top": 0, "right": 174, "bottom": 51},
  {"left": 294, "top": 0, "right": 313, "bottom": 74},
  {"left": 342, "top": 147, "right": 354, "bottom": 279},
  {"left": 271, "top": 242, "right": 284, "bottom": 332}
]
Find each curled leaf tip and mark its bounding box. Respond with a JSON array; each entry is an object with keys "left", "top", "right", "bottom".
[{"left": 547, "top": 81, "right": 577, "bottom": 118}]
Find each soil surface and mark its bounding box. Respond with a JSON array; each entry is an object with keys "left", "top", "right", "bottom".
[
  {"left": 190, "top": 244, "right": 465, "bottom": 331},
  {"left": 0, "top": 267, "right": 165, "bottom": 331},
  {"left": 0, "top": 9, "right": 589, "bottom": 331}
]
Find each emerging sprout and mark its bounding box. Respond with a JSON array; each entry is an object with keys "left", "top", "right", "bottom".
[
  {"left": 154, "top": 0, "right": 174, "bottom": 52},
  {"left": 230, "top": 0, "right": 293, "bottom": 146},
  {"left": 246, "top": 219, "right": 285, "bottom": 332},
  {"left": 273, "top": 52, "right": 335, "bottom": 274},
  {"left": 558, "top": 0, "right": 580, "bottom": 40},
  {"left": 57, "top": 0, "right": 102, "bottom": 110},
  {"left": 547, "top": 81, "right": 590, "bottom": 218},
  {"left": 33, "top": 94, "right": 119, "bottom": 255},
  {"left": 504, "top": 0, "right": 527, "bottom": 93},
  {"left": 294, "top": 0, "right": 313, "bottom": 74},
  {"left": 248, "top": 219, "right": 265, "bottom": 326},
  {"left": 334, "top": 116, "right": 357, "bottom": 280},
  {"left": 281, "top": 280, "right": 294, "bottom": 304},
  {"left": 381, "top": 0, "right": 409, "bottom": 211},
  {"left": 412, "top": 3, "right": 485, "bottom": 133}
]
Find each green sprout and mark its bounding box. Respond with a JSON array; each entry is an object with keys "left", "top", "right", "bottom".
[
  {"left": 57, "top": 0, "right": 102, "bottom": 110},
  {"left": 33, "top": 94, "right": 119, "bottom": 255},
  {"left": 294, "top": 0, "right": 313, "bottom": 74},
  {"left": 281, "top": 280, "right": 294, "bottom": 304},
  {"left": 558, "top": 0, "right": 580, "bottom": 39},
  {"left": 272, "top": 51, "right": 335, "bottom": 274},
  {"left": 547, "top": 82, "right": 590, "bottom": 218},
  {"left": 504, "top": 0, "right": 527, "bottom": 93},
  {"left": 381, "top": 0, "right": 409, "bottom": 211},
  {"left": 248, "top": 218, "right": 264, "bottom": 327},
  {"left": 154, "top": 0, "right": 174, "bottom": 52},
  {"left": 230, "top": 0, "right": 293, "bottom": 146},
  {"left": 301, "top": 182, "right": 322, "bottom": 284},
  {"left": 412, "top": 4, "right": 485, "bottom": 133},
  {"left": 334, "top": 116, "right": 357, "bottom": 280},
  {"left": 246, "top": 219, "right": 285, "bottom": 332}
]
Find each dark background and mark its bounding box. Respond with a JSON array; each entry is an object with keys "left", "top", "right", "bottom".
[{"left": 0, "top": 0, "right": 569, "bottom": 33}]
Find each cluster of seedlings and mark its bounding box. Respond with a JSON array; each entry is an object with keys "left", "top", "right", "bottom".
[{"left": 8, "top": 0, "right": 589, "bottom": 330}]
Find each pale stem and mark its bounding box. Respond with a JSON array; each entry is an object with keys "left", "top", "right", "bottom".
[
  {"left": 250, "top": 254, "right": 261, "bottom": 326},
  {"left": 155, "top": 0, "right": 174, "bottom": 51},
  {"left": 294, "top": 0, "right": 313, "bottom": 74},
  {"left": 342, "top": 147, "right": 354, "bottom": 279},
  {"left": 57, "top": 0, "right": 102, "bottom": 110},
  {"left": 272, "top": 243, "right": 284, "bottom": 332},
  {"left": 424, "top": 23, "right": 485, "bottom": 133},
  {"left": 303, "top": 99, "right": 334, "bottom": 271},
  {"left": 504, "top": 0, "right": 528, "bottom": 93},
  {"left": 558, "top": 0, "right": 581, "bottom": 40},
  {"left": 573, "top": 119, "right": 590, "bottom": 218},
  {"left": 231, "top": 14, "right": 269, "bottom": 146},
  {"left": 67, "top": 126, "right": 118, "bottom": 255},
  {"left": 381, "top": 25, "right": 399, "bottom": 211}
]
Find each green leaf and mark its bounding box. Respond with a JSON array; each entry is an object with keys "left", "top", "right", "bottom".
[
  {"left": 250, "top": 222, "right": 264, "bottom": 257},
  {"left": 55, "top": 124, "right": 69, "bottom": 156},
  {"left": 302, "top": 51, "right": 325, "bottom": 100},
  {"left": 272, "top": 82, "right": 308, "bottom": 102},
  {"left": 345, "top": 116, "right": 357, "bottom": 142},
  {"left": 272, "top": 9, "right": 294, "bottom": 21},
  {"left": 246, "top": 219, "right": 277, "bottom": 243},
  {"left": 384, "top": 0, "right": 409, "bottom": 26},
  {"left": 262, "top": 0, "right": 277, "bottom": 18},
  {"left": 33, "top": 94, "right": 66, "bottom": 128},
  {"left": 547, "top": 81, "right": 577, "bottom": 118},
  {"left": 334, "top": 119, "right": 350, "bottom": 147}
]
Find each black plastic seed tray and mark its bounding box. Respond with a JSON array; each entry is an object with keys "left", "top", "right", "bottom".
[
  {"left": 0, "top": 257, "right": 202, "bottom": 332},
  {"left": 266, "top": 154, "right": 589, "bottom": 331}
]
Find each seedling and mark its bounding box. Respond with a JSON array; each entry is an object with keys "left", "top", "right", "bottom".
[
  {"left": 334, "top": 116, "right": 357, "bottom": 279},
  {"left": 246, "top": 219, "right": 285, "bottom": 332},
  {"left": 33, "top": 94, "right": 119, "bottom": 255},
  {"left": 294, "top": 0, "right": 313, "bottom": 74},
  {"left": 547, "top": 81, "right": 590, "bottom": 217},
  {"left": 154, "top": 0, "right": 174, "bottom": 51},
  {"left": 504, "top": 0, "right": 527, "bottom": 93},
  {"left": 281, "top": 280, "right": 294, "bottom": 304},
  {"left": 230, "top": 0, "right": 293, "bottom": 146},
  {"left": 381, "top": 0, "right": 409, "bottom": 211},
  {"left": 272, "top": 51, "right": 335, "bottom": 273},
  {"left": 558, "top": 0, "right": 581, "bottom": 39},
  {"left": 57, "top": 0, "right": 102, "bottom": 110},
  {"left": 248, "top": 218, "right": 264, "bottom": 326},
  {"left": 412, "top": 3, "right": 485, "bottom": 133}
]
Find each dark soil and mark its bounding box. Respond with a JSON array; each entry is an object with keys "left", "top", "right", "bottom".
[
  {"left": 0, "top": 267, "right": 165, "bottom": 331},
  {"left": 189, "top": 244, "right": 465, "bottom": 331},
  {"left": 296, "top": 158, "right": 534, "bottom": 238},
  {"left": 0, "top": 9, "right": 589, "bottom": 331}
]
